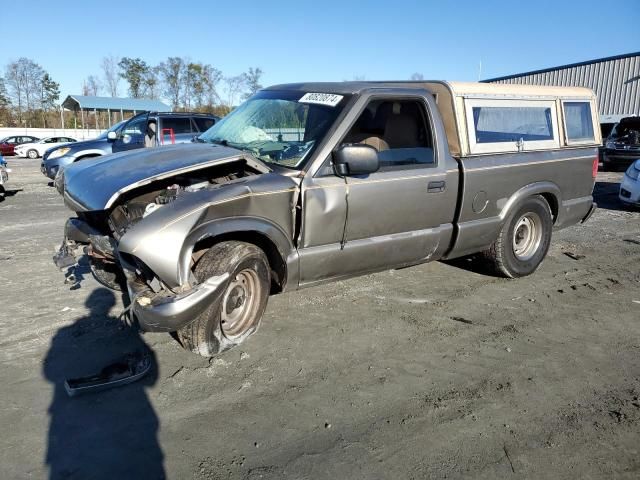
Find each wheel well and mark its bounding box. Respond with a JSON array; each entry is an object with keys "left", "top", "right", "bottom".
[
  {"left": 192, "top": 231, "right": 287, "bottom": 293},
  {"left": 539, "top": 192, "right": 559, "bottom": 222}
]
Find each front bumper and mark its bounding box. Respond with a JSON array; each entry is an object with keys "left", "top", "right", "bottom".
[
  {"left": 127, "top": 273, "right": 229, "bottom": 332},
  {"left": 619, "top": 174, "right": 640, "bottom": 206},
  {"left": 42, "top": 155, "right": 75, "bottom": 179}
]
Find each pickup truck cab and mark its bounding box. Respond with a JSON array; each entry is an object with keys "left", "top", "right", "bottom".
[
  {"left": 42, "top": 112, "right": 219, "bottom": 179},
  {"left": 56, "top": 81, "right": 600, "bottom": 357}
]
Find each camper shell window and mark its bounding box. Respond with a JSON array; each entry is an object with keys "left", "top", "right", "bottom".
[
  {"left": 563, "top": 101, "right": 595, "bottom": 144},
  {"left": 464, "top": 98, "right": 560, "bottom": 154}
]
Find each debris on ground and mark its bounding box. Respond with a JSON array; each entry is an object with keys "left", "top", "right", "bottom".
[{"left": 64, "top": 351, "right": 151, "bottom": 397}]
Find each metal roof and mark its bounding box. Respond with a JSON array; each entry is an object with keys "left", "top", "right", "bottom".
[
  {"left": 483, "top": 52, "right": 640, "bottom": 117},
  {"left": 483, "top": 51, "right": 640, "bottom": 82},
  {"left": 62, "top": 95, "right": 171, "bottom": 112}
]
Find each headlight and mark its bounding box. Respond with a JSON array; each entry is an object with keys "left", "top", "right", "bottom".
[
  {"left": 605, "top": 141, "right": 615, "bottom": 149},
  {"left": 625, "top": 162, "right": 640, "bottom": 181},
  {"left": 48, "top": 147, "right": 70, "bottom": 159}
]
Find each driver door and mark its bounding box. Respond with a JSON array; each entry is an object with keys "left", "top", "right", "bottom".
[
  {"left": 298, "top": 94, "right": 457, "bottom": 286},
  {"left": 112, "top": 114, "right": 149, "bottom": 153}
]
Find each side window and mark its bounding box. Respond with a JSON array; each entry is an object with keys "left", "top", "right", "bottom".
[
  {"left": 464, "top": 99, "right": 560, "bottom": 154},
  {"left": 193, "top": 117, "right": 215, "bottom": 132},
  {"left": 341, "top": 99, "right": 434, "bottom": 170},
  {"left": 161, "top": 117, "right": 192, "bottom": 134},
  {"left": 563, "top": 101, "right": 595, "bottom": 144},
  {"left": 122, "top": 116, "right": 148, "bottom": 135},
  {"left": 44, "top": 138, "right": 55, "bottom": 143}
]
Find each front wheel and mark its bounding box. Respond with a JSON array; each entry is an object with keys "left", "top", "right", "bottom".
[
  {"left": 177, "top": 241, "right": 270, "bottom": 357},
  {"left": 483, "top": 195, "right": 553, "bottom": 278},
  {"left": 27, "top": 149, "right": 39, "bottom": 159}
]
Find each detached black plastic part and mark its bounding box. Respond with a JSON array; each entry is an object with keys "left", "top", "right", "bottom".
[{"left": 64, "top": 351, "right": 151, "bottom": 397}]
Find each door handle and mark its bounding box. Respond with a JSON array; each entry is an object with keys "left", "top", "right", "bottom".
[{"left": 427, "top": 181, "right": 446, "bottom": 193}]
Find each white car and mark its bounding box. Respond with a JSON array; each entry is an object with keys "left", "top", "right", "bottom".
[
  {"left": 14, "top": 136, "right": 77, "bottom": 159},
  {"left": 619, "top": 159, "right": 640, "bottom": 207}
]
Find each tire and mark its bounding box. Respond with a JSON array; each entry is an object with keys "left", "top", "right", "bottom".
[
  {"left": 177, "top": 241, "right": 270, "bottom": 357},
  {"left": 90, "top": 258, "right": 125, "bottom": 291},
  {"left": 27, "top": 149, "right": 39, "bottom": 159},
  {"left": 483, "top": 195, "right": 552, "bottom": 278}
]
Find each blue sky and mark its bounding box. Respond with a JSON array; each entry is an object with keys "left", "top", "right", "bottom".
[{"left": 2, "top": 0, "right": 639, "bottom": 100}]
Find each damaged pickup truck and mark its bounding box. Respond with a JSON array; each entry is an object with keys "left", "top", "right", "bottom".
[{"left": 56, "top": 82, "right": 600, "bottom": 357}]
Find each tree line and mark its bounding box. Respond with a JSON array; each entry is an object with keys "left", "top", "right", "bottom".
[{"left": 0, "top": 56, "right": 264, "bottom": 128}]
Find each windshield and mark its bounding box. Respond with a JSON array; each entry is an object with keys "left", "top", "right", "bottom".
[
  {"left": 609, "top": 119, "right": 640, "bottom": 145},
  {"left": 97, "top": 120, "right": 127, "bottom": 140},
  {"left": 198, "top": 90, "right": 350, "bottom": 169}
]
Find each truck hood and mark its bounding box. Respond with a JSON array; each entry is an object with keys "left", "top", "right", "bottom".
[{"left": 63, "top": 143, "right": 270, "bottom": 212}]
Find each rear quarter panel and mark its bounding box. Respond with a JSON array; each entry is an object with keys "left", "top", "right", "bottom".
[{"left": 446, "top": 147, "right": 596, "bottom": 259}]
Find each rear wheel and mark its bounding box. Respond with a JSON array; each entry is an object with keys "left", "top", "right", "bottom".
[
  {"left": 483, "top": 195, "right": 552, "bottom": 278},
  {"left": 27, "top": 149, "right": 38, "bottom": 159},
  {"left": 177, "top": 241, "right": 270, "bottom": 357}
]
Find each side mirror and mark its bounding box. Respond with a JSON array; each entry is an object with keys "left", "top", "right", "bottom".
[
  {"left": 333, "top": 144, "right": 379, "bottom": 176},
  {"left": 107, "top": 131, "right": 117, "bottom": 141}
]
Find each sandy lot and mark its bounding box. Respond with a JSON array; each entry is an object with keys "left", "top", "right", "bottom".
[{"left": 0, "top": 158, "right": 639, "bottom": 479}]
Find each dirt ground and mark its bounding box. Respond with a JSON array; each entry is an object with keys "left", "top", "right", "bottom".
[{"left": 0, "top": 158, "right": 638, "bottom": 479}]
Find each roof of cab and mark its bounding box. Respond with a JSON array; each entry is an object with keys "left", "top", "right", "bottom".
[{"left": 265, "top": 81, "right": 595, "bottom": 98}]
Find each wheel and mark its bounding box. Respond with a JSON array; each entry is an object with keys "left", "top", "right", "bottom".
[
  {"left": 483, "top": 195, "right": 552, "bottom": 278},
  {"left": 90, "top": 258, "right": 125, "bottom": 291},
  {"left": 27, "top": 149, "right": 39, "bottom": 159},
  {"left": 177, "top": 241, "right": 270, "bottom": 357}
]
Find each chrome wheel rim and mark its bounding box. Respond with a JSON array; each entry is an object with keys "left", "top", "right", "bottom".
[
  {"left": 220, "top": 269, "right": 260, "bottom": 338},
  {"left": 512, "top": 213, "right": 542, "bottom": 261},
  {"left": 28, "top": 150, "right": 37, "bottom": 159}
]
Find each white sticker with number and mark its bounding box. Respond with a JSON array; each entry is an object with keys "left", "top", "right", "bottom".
[{"left": 298, "top": 92, "right": 344, "bottom": 107}]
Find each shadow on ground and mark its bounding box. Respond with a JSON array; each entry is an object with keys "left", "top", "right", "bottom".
[
  {"left": 0, "top": 188, "right": 23, "bottom": 202},
  {"left": 43, "top": 288, "right": 165, "bottom": 479},
  {"left": 593, "top": 181, "right": 635, "bottom": 212}
]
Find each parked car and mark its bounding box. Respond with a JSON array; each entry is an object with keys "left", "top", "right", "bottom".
[
  {"left": 42, "top": 112, "right": 219, "bottom": 179},
  {"left": 0, "top": 135, "right": 40, "bottom": 156},
  {"left": 15, "top": 137, "right": 77, "bottom": 159},
  {"left": 0, "top": 154, "right": 10, "bottom": 198},
  {"left": 601, "top": 116, "right": 640, "bottom": 170},
  {"left": 619, "top": 159, "right": 640, "bottom": 207},
  {"left": 54, "top": 81, "right": 599, "bottom": 357}
]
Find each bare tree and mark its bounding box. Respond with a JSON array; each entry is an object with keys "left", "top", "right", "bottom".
[
  {"left": 101, "top": 55, "right": 120, "bottom": 97},
  {"left": 203, "top": 65, "right": 223, "bottom": 108},
  {"left": 410, "top": 72, "right": 424, "bottom": 81},
  {"left": 86, "top": 75, "right": 101, "bottom": 96},
  {"left": 5, "top": 58, "right": 45, "bottom": 126},
  {"left": 223, "top": 75, "right": 246, "bottom": 108}
]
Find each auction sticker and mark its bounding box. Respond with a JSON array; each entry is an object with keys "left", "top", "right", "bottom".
[{"left": 299, "top": 92, "right": 344, "bottom": 107}]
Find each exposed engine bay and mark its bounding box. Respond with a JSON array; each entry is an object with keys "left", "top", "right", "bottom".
[{"left": 79, "top": 160, "right": 263, "bottom": 240}]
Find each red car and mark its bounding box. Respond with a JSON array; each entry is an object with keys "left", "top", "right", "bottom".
[{"left": 0, "top": 135, "right": 40, "bottom": 156}]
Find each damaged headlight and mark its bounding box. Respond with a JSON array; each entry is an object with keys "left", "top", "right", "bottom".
[{"left": 625, "top": 161, "right": 640, "bottom": 181}]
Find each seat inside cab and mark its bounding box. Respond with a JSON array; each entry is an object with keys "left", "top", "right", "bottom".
[{"left": 342, "top": 99, "right": 434, "bottom": 169}]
